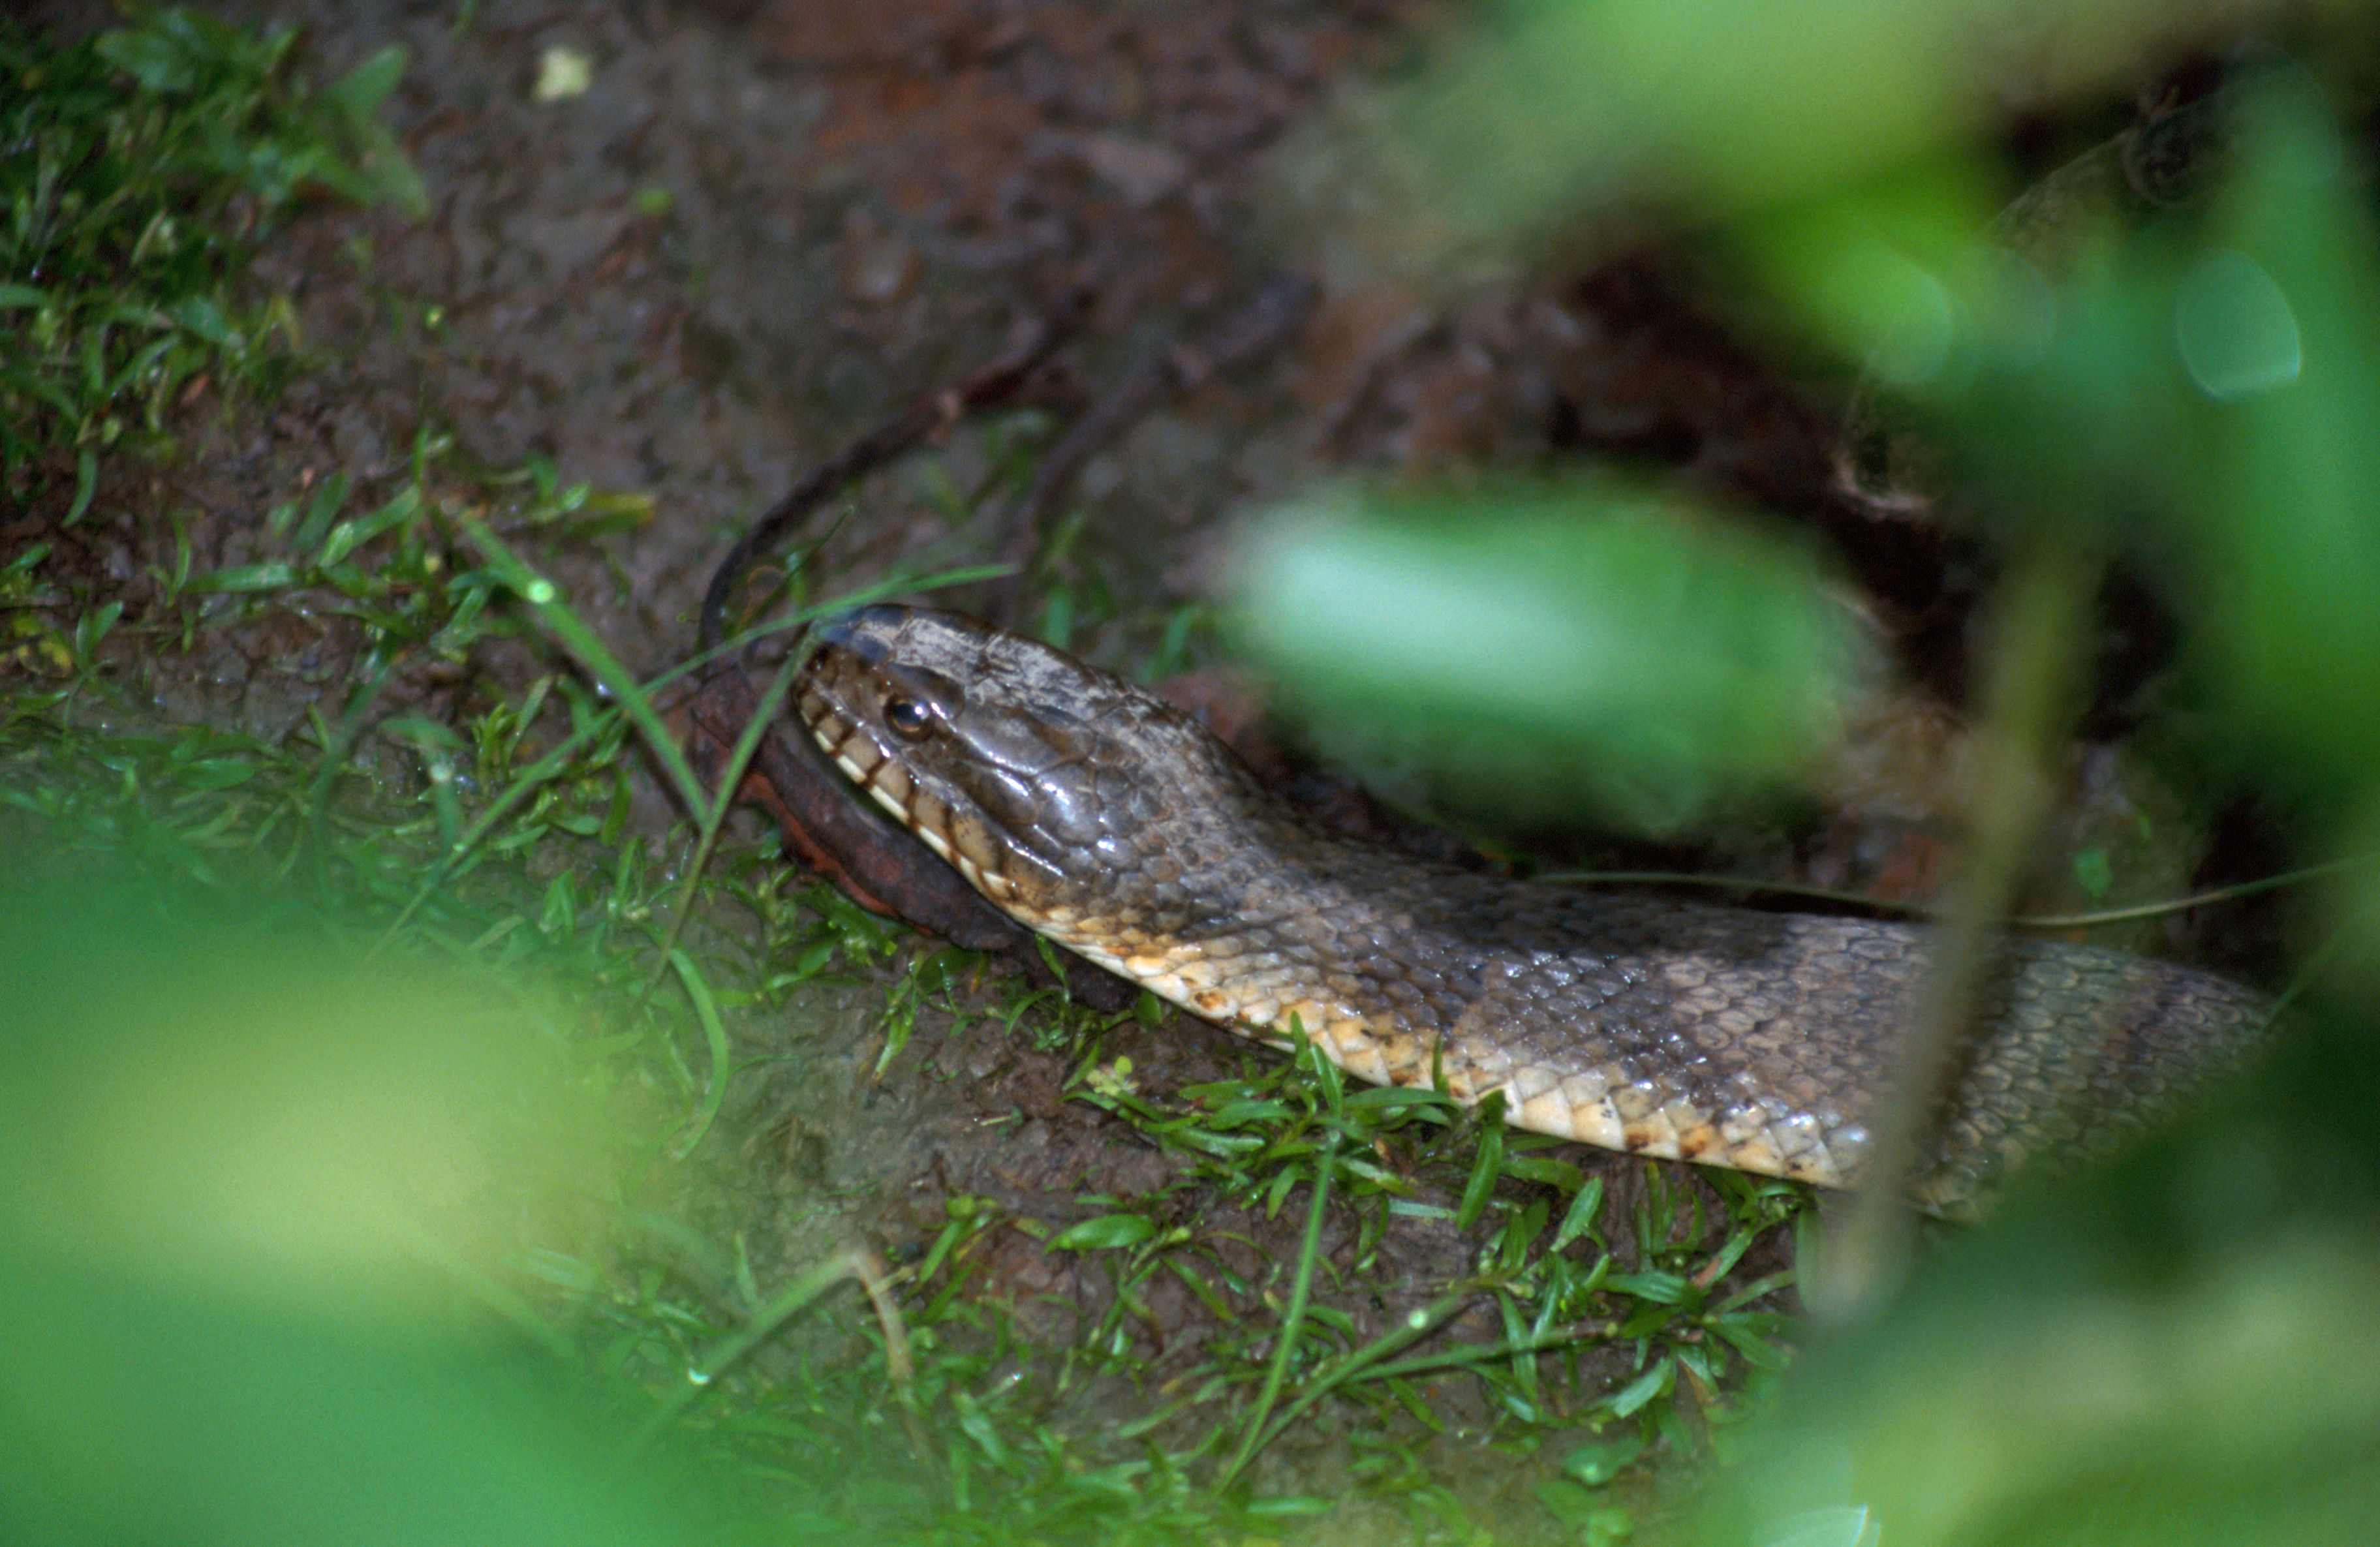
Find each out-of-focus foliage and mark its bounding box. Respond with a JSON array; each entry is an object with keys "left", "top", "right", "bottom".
[
  {"left": 0, "top": 881, "right": 602, "bottom": 1310},
  {"left": 1254, "top": 2, "right": 2380, "bottom": 1540},
  {"left": 1757, "top": 70, "right": 2380, "bottom": 779},
  {"left": 1697, "top": 999, "right": 2380, "bottom": 1546},
  {"left": 1233, "top": 487, "right": 1862, "bottom": 833},
  {"left": 1702, "top": 1202, "right": 2380, "bottom": 1547},
  {"left": 1300, "top": 0, "right": 2364, "bottom": 265},
  {"left": 0, "top": 878, "right": 750, "bottom": 1547},
  {"left": 1740, "top": 160, "right": 2012, "bottom": 391},
  {"left": 7, "top": 1261, "right": 747, "bottom": 1547},
  {"left": 2176, "top": 78, "right": 2380, "bottom": 782},
  {"left": 1266, "top": 6, "right": 2380, "bottom": 846}
]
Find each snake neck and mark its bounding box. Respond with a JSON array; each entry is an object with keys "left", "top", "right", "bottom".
[{"left": 793, "top": 604, "right": 2278, "bottom": 1216}]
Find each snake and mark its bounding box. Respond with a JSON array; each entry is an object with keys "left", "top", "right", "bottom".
[{"left": 793, "top": 604, "right": 2276, "bottom": 1215}]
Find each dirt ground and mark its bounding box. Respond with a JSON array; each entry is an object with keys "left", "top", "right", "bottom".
[
  {"left": 46, "top": 0, "right": 1949, "bottom": 735},
  {"left": 12, "top": 0, "right": 2304, "bottom": 1535}
]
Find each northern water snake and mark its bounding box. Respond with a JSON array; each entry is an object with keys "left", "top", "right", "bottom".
[{"left": 793, "top": 604, "right": 2274, "bottom": 1214}]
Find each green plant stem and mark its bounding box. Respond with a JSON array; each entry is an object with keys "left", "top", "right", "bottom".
[
  {"left": 638, "top": 647, "right": 807, "bottom": 1007},
  {"left": 1238, "top": 1279, "right": 1613, "bottom": 1465},
  {"left": 664, "top": 947, "right": 732, "bottom": 1159},
  {"left": 1218, "top": 1136, "right": 1337, "bottom": 1491},
  {"left": 1807, "top": 538, "right": 2095, "bottom": 1325},
  {"left": 1539, "top": 853, "right": 2374, "bottom": 930},
  {"left": 635, "top": 1247, "right": 911, "bottom": 1448},
  {"left": 460, "top": 519, "right": 712, "bottom": 813}
]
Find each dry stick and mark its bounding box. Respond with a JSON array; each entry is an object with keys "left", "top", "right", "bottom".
[
  {"left": 1314, "top": 307, "right": 1444, "bottom": 459},
  {"left": 696, "top": 288, "right": 1092, "bottom": 654},
  {"left": 983, "top": 271, "right": 1319, "bottom": 624}
]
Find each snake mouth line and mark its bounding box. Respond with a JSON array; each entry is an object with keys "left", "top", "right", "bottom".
[{"left": 797, "top": 677, "right": 1019, "bottom": 907}]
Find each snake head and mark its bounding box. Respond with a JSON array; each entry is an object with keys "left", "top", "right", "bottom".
[{"left": 794, "top": 605, "right": 1216, "bottom": 927}]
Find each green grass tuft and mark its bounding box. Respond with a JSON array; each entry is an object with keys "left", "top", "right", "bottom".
[{"left": 1, "top": 6, "right": 422, "bottom": 482}]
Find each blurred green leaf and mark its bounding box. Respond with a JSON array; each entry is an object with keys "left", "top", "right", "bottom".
[
  {"left": 1305, "top": 0, "right": 2354, "bottom": 263},
  {"left": 1736, "top": 161, "right": 2010, "bottom": 383},
  {"left": 326, "top": 42, "right": 409, "bottom": 127},
  {"left": 1562, "top": 1432, "right": 1650, "bottom": 1488},
  {"left": 1693, "top": 1225, "right": 2380, "bottom": 1546},
  {"left": 1049, "top": 1214, "right": 1160, "bottom": 1251},
  {"left": 2180, "top": 76, "right": 2380, "bottom": 778},
  {"left": 4, "top": 1257, "right": 745, "bottom": 1547},
  {"left": 1232, "top": 487, "right": 1859, "bottom": 833}
]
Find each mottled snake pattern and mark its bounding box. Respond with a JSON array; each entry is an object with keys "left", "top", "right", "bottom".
[{"left": 794, "top": 605, "right": 2273, "bottom": 1214}]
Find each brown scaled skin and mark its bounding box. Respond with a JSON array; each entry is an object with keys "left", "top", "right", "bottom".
[{"left": 795, "top": 604, "right": 2276, "bottom": 1217}]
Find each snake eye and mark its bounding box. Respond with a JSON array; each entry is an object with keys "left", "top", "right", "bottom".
[{"left": 883, "top": 696, "right": 934, "bottom": 739}]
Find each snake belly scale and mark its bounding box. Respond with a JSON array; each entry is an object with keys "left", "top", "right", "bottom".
[{"left": 793, "top": 604, "right": 2274, "bottom": 1215}]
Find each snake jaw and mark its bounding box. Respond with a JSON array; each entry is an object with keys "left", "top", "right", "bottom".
[
  {"left": 801, "top": 682, "right": 1032, "bottom": 910},
  {"left": 800, "top": 609, "right": 1098, "bottom": 913}
]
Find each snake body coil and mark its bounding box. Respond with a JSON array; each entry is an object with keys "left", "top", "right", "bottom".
[{"left": 795, "top": 605, "right": 2272, "bottom": 1214}]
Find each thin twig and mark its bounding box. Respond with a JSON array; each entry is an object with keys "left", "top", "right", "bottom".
[
  {"left": 985, "top": 271, "right": 1317, "bottom": 622},
  {"left": 697, "top": 289, "right": 1090, "bottom": 653}
]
